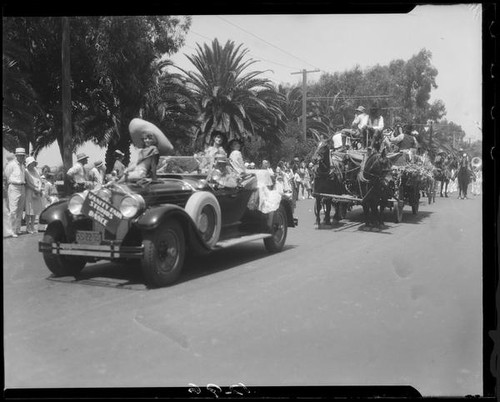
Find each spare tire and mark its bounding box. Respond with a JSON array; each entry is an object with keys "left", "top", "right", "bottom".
[{"left": 184, "top": 191, "right": 221, "bottom": 248}]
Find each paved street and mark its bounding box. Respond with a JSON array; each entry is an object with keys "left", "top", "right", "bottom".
[{"left": 4, "top": 192, "right": 483, "bottom": 396}]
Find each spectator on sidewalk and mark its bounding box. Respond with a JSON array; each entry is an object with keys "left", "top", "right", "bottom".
[
  {"left": 24, "top": 156, "right": 43, "bottom": 234},
  {"left": 4, "top": 148, "right": 27, "bottom": 237},
  {"left": 67, "top": 153, "right": 91, "bottom": 192}
]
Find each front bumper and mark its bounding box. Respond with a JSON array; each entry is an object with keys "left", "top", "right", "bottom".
[{"left": 39, "top": 241, "right": 144, "bottom": 259}]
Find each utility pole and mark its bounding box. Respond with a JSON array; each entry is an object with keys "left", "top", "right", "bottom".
[
  {"left": 291, "top": 69, "right": 320, "bottom": 141},
  {"left": 61, "top": 17, "right": 72, "bottom": 196}
]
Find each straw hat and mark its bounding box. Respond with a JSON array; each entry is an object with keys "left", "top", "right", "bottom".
[
  {"left": 355, "top": 106, "right": 366, "bottom": 113},
  {"left": 25, "top": 156, "right": 37, "bottom": 166},
  {"left": 15, "top": 147, "right": 26, "bottom": 155},
  {"left": 76, "top": 153, "right": 89, "bottom": 162},
  {"left": 129, "top": 118, "right": 174, "bottom": 155}
]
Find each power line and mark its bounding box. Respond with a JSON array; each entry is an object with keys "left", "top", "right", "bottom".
[
  {"left": 187, "top": 29, "right": 299, "bottom": 71},
  {"left": 309, "top": 95, "right": 393, "bottom": 100},
  {"left": 216, "top": 15, "right": 323, "bottom": 71}
]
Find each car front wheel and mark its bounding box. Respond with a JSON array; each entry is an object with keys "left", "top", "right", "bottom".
[
  {"left": 42, "top": 225, "right": 86, "bottom": 277},
  {"left": 141, "top": 219, "right": 186, "bottom": 288},
  {"left": 264, "top": 205, "right": 288, "bottom": 253}
]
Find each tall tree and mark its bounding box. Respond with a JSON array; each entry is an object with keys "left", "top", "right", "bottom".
[
  {"left": 2, "top": 18, "right": 42, "bottom": 151},
  {"left": 61, "top": 17, "right": 72, "bottom": 193},
  {"left": 3, "top": 16, "right": 191, "bottom": 169},
  {"left": 176, "top": 39, "right": 286, "bottom": 149}
]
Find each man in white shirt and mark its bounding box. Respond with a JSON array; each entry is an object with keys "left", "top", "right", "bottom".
[
  {"left": 67, "top": 153, "right": 90, "bottom": 192},
  {"left": 351, "top": 106, "right": 369, "bottom": 148},
  {"left": 4, "top": 148, "right": 27, "bottom": 236},
  {"left": 88, "top": 160, "right": 105, "bottom": 188}
]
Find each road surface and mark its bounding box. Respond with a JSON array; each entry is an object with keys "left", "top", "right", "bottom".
[{"left": 4, "top": 192, "right": 483, "bottom": 396}]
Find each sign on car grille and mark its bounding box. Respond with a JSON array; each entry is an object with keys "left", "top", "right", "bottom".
[{"left": 80, "top": 192, "right": 123, "bottom": 234}]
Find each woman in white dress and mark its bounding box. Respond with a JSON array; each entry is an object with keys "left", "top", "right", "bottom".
[{"left": 25, "top": 156, "right": 43, "bottom": 234}]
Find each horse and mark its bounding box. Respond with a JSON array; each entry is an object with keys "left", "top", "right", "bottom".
[
  {"left": 456, "top": 155, "right": 473, "bottom": 199},
  {"left": 311, "top": 138, "right": 344, "bottom": 226},
  {"left": 358, "top": 148, "right": 395, "bottom": 230}
]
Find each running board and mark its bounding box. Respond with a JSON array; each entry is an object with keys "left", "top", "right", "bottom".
[{"left": 214, "top": 233, "right": 272, "bottom": 249}]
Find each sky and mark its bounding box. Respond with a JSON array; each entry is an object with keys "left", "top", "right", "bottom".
[{"left": 34, "top": 4, "right": 483, "bottom": 168}]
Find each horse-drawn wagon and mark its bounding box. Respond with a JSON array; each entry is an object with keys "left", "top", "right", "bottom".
[
  {"left": 310, "top": 135, "right": 437, "bottom": 228},
  {"left": 311, "top": 140, "right": 404, "bottom": 229}
]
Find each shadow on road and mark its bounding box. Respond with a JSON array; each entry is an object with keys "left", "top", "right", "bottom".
[
  {"left": 178, "top": 243, "right": 297, "bottom": 285},
  {"left": 313, "top": 204, "right": 433, "bottom": 232},
  {"left": 46, "top": 243, "right": 298, "bottom": 291}
]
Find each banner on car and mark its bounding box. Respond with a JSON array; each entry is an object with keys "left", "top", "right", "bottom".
[{"left": 81, "top": 192, "right": 123, "bottom": 234}]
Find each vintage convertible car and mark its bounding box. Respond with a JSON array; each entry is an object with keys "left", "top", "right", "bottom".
[{"left": 38, "top": 156, "right": 297, "bottom": 288}]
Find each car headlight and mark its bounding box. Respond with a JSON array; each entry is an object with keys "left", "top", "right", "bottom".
[
  {"left": 119, "top": 194, "right": 145, "bottom": 218},
  {"left": 68, "top": 193, "right": 86, "bottom": 215}
]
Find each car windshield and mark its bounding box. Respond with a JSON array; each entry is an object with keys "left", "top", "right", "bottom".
[
  {"left": 156, "top": 155, "right": 235, "bottom": 179},
  {"left": 157, "top": 156, "right": 205, "bottom": 175}
]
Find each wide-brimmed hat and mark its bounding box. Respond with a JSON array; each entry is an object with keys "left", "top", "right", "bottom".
[
  {"left": 355, "top": 106, "right": 366, "bottom": 113},
  {"left": 114, "top": 150, "right": 125, "bottom": 157},
  {"left": 15, "top": 147, "right": 26, "bottom": 155},
  {"left": 76, "top": 153, "right": 89, "bottom": 162},
  {"left": 94, "top": 160, "right": 104, "bottom": 168},
  {"left": 25, "top": 156, "right": 37, "bottom": 166},
  {"left": 129, "top": 118, "right": 174, "bottom": 155}
]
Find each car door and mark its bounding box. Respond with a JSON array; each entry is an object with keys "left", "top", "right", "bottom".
[{"left": 212, "top": 185, "right": 254, "bottom": 226}]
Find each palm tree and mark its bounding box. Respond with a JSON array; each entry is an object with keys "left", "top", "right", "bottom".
[
  {"left": 176, "top": 39, "right": 286, "bottom": 148},
  {"left": 2, "top": 29, "right": 42, "bottom": 152},
  {"left": 141, "top": 60, "right": 200, "bottom": 154}
]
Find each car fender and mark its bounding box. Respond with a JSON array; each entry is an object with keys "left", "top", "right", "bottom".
[
  {"left": 133, "top": 204, "right": 210, "bottom": 251},
  {"left": 184, "top": 191, "right": 222, "bottom": 248},
  {"left": 39, "top": 200, "right": 69, "bottom": 227}
]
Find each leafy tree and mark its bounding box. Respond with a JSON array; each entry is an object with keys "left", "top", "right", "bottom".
[
  {"left": 176, "top": 39, "right": 286, "bottom": 150},
  {"left": 310, "top": 49, "right": 445, "bottom": 130},
  {"left": 78, "top": 16, "right": 191, "bottom": 170},
  {"left": 3, "top": 18, "right": 46, "bottom": 152},
  {"left": 3, "top": 16, "right": 191, "bottom": 172}
]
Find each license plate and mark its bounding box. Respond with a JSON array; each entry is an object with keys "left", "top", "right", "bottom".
[{"left": 76, "top": 230, "right": 102, "bottom": 245}]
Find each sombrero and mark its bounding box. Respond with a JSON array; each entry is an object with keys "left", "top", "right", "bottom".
[{"left": 129, "top": 118, "right": 174, "bottom": 156}]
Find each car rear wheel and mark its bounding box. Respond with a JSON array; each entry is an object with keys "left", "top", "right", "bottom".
[
  {"left": 264, "top": 205, "right": 288, "bottom": 252},
  {"left": 141, "top": 219, "right": 185, "bottom": 288},
  {"left": 42, "top": 225, "right": 86, "bottom": 277}
]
